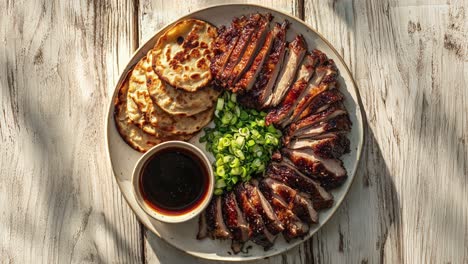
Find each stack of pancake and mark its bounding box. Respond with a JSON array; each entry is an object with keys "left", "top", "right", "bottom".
[{"left": 114, "top": 19, "right": 221, "bottom": 152}]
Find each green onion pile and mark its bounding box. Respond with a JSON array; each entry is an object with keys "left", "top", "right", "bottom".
[{"left": 200, "top": 92, "right": 282, "bottom": 195}]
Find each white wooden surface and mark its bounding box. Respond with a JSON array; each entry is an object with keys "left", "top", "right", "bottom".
[{"left": 1, "top": 0, "right": 467, "bottom": 263}]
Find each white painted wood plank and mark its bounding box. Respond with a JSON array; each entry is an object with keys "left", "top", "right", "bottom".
[
  {"left": 304, "top": 0, "right": 467, "bottom": 263},
  {"left": 0, "top": 0, "right": 143, "bottom": 263},
  {"left": 138, "top": 1, "right": 307, "bottom": 263}
]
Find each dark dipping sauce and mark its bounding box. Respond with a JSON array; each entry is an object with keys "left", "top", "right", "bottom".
[{"left": 139, "top": 147, "right": 209, "bottom": 216}]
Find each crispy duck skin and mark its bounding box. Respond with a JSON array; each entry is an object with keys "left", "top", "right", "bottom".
[
  {"left": 288, "top": 134, "right": 350, "bottom": 159},
  {"left": 265, "top": 53, "right": 319, "bottom": 126},
  {"left": 222, "top": 192, "right": 250, "bottom": 245},
  {"left": 286, "top": 104, "right": 348, "bottom": 138},
  {"left": 267, "top": 162, "right": 334, "bottom": 209},
  {"left": 262, "top": 178, "right": 318, "bottom": 224},
  {"left": 234, "top": 184, "right": 276, "bottom": 249},
  {"left": 255, "top": 21, "right": 289, "bottom": 107},
  {"left": 218, "top": 14, "right": 262, "bottom": 85},
  {"left": 233, "top": 23, "right": 281, "bottom": 93},
  {"left": 206, "top": 196, "right": 231, "bottom": 239},
  {"left": 210, "top": 16, "right": 248, "bottom": 83},
  {"left": 246, "top": 180, "right": 285, "bottom": 235},
  {"left": 258, "top": 180, "right": 310, "bottom": 241},
  {"left": 228, "top": 14, "right": 271, "bottom": 86},
  {"left": 282, "top": 59, "right": 338, "bottom": 126},
  {"left": 282, "top": 148, "right": 347, "bottom": 189},
  {"left": 269, "top": 35, "right": 307, "bottom": 107},
  {"left": 295, "top": 115, "right": 352, "bottom": 139},
  {"left": 296, "top": 87, "right": 344, "bottom": 121}
]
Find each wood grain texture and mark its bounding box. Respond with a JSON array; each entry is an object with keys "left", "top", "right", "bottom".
[
  {"left": 304, "top": 0, "right": 468, "bottom": 263},
  {"left": 0, "top": 0, "right": 143, "bottom": 263},
  {"left": 2, "top": 0, "right": 467, "bottom": 263}
]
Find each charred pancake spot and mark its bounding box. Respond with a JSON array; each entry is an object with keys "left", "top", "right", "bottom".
[
  {"left": 200, "top": 42, "right": 208, "bottom": 49},
  {"left": 177, "top": 36, "right": 184, "bottom": 45},
  {"left": 190, "top": 73, "right": 201, "bottom": 80},
  {"left": 190, "top": 49, "right": 201, "bottom": 59},
  {"left": 197, "top": 58, "right": 207, "bottom": 69}
]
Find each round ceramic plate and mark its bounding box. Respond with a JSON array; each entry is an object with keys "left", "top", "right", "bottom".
[{"left": 106, "top": 4, "right": 364, "bottom": 262}]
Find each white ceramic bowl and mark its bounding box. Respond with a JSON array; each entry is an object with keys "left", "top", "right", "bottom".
[{"left": 132, "top": 141, "right": 214, "bottom": 223}]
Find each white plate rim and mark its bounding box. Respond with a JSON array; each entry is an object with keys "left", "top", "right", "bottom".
[{"left": 105, "top": 3, "right": 366, "bottom": 261}]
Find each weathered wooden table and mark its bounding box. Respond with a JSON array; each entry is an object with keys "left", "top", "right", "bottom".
[{"left": 1, "top": 0, "right": 467, "bottom": 263}]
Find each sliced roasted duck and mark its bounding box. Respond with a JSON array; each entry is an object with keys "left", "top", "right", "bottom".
[
  {"left": 267, "top": 162, "right": 334, "bottom": 209},
  {"left": 253, "top": 21, "right": 289, "bottom": 108},
  {"left": 268, "top": 35, "right": 307, "bottom": 107},
  {"left": 234, "top": 184, "right": 276, "bottom": 249},
  {"left": 288, "top": 133, "right": 350, "bottom": 159},
  {"left": 206, "top": 195, "right": 231, "bottom": 239},
  {"left": 286, "top": 104, "right": 350, "bottom": 140},
  {"left": 261, "top": 178, "right": 318, "bottom": 224},
  {"left": 258, "top": 180, "right": 310, "bottom": 241},
  {"left": 282, "top": 148, "right": 347, "bottom": 188},
  {"left": 218, "top": 14, "right": 262, "bottom": 86},
  {"left": 210, "top": 16, "right": 248, "bottom": 82},
  {"left": 234, "top": 23, "right": 282, "bottom": 93},
  {"left": 265, "top": 53, "right": 319, "bottom": 126},
  {"left": 222, "top": 191, "right": 250, "bottom": 253},
  {"left": 282, "top": 58, "right": 338, "bottom": 126},
  {"left": 295, "top": 87, "right": 344, "bottom": 121},
  {"left": 228, "top": 14, "right": 271, "bottom": 86},
  {"left": 245, "top": 180, "right": 284, "bottom": 235}
]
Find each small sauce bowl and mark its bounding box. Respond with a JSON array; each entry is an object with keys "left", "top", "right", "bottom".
[{"left": 132, "top": 141, "right": 214, "bottom": 223}]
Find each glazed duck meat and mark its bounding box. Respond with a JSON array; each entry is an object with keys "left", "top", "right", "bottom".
[
  {"left": 233, "top": 22, "right": 281, "bottom": 93},
  {"left": 210, "top": 16, "right": 248, "bottom": 81},
  {"left": 222, "top": 191, "right": 250, "bottom": 253},
  {"left": 269, "top": 35, "right": 307, "bottom": 107},
  {"left": 218, "top": 14, "right": 263, "bottom": 86},
  {"left": 265, "top": 53, "right": 319, "bottom": 126},
  {"left": 282, "top": 148, "right": 347, "bottom": 188},
  {"left": 234, "top": 184, "right": 276, "bottom": 249},
  {"left": 228, "top": 14, "right": 271, "bottom": 87},
  {"left": 200, "top": 13, "right": 355, "bottom": 253}
]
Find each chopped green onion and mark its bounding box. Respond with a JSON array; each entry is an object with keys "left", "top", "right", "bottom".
[{"left": 199, "top": 91, "right": 282, "bottom": 194}]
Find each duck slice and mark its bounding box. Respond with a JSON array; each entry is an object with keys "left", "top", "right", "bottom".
[
  {"left": 296, "top": 88, "right": 344, "bottom": 121},
  {"left": 244, "top": 180, "right": 284, "bottom": 236},
  {"left": 254, "top": 21, "right": 289, "bottom": 107},
  {"left": 210, "top": 16, "right": 248, "bottom": 82},
  {"left": 265, "top": 53, "right": 321, "bottom": 126},
  {"left": 228, "top": 14, "right": 271, "bottom": 86},
  {"left": 258, "top": 180, "right": 310, "bottom": 242},
  {"left": 267, "top": 162, "right": 334, "bottom": 209},
  {"left": 218, "top": 14, "right": 262, "bottom": 86},
  {"left": 269, "top": 35, "right": 307, "bottom": 107},
  {"left": 282, "top": 58, "right": 338, "bottom": 126},
  {"left": 287, "top": 104, "right": 348, "bottom": 138},
  {"left": 234, "top": 184, "right": 276, "bottom": 249},
  {"left": 234, "top": 23, "right": 282, "bottom": 93},
  {"left": 288, "top": 133, "right": 350, "bottom": 159},
  {"left": 222, "top": 191, "right": 250, "bottom": 253},
  {"left": 282, "top": 148, "right": 347, "bottom": 189},
  {"left": 206, "top": 196, "right": 231, "bottom": 239},
  {"left": 262, "top": 178, "right": 318, "bottom": 224},
  {"left": 295, "top": 115, "right": 352, "bottom": 139}
]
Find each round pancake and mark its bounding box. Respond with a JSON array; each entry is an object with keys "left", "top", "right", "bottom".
[
  {"left": 114, "top": 76, "right": 165, "bottom": 152},
  {"left": 147, "top": 51, "right": 221, "bottom": 116},
  {"left": 127, "top": 53, "right": 215, "bottom": 136},
  {"left": 126, "top": 56, "right": 159, "bottom": 135},
  {"left": 152, "top": 19, "right": 217, "bottom": 92}
]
